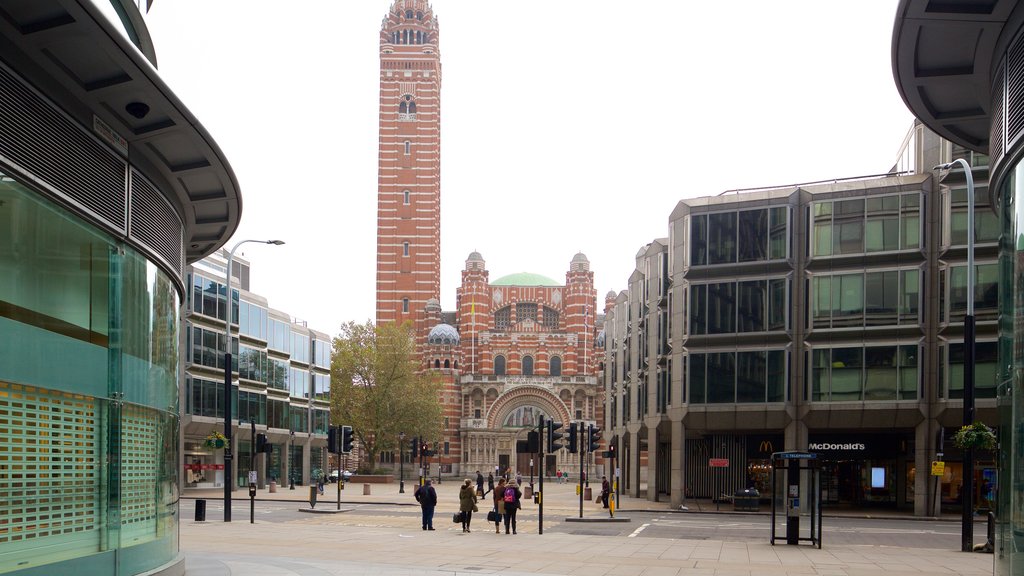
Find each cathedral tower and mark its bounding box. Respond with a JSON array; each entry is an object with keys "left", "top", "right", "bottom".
[{"left": 376, "top": 0, "right": 442, "bottom": 325}]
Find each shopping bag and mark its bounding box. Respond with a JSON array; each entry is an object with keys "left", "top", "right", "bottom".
[
  {"left": 486, "top": 510, "right": 497, "bottom": 523},
  {"left": 453, "top": 512, "right": 462, "bottom": 523}
]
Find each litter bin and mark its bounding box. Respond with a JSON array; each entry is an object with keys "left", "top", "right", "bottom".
[
  {"left": 734, "top": 489, "right": 759, "bottom": 512},
  {"left": 363, "top": 483, "right": 371, "bottom": 495},
  {"left": 194, "top": 499, "right": 206, "bottom": 522}
]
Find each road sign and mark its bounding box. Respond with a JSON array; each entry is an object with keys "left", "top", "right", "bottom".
[
  {"left": 931, "top": 461, "right": 945, "bottom": 476},
  {"left": 709, "top": 458, "right": 729, "bottom": 468}
]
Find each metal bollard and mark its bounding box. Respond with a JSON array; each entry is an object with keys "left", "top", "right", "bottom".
[
  {"left": 194, "top": 499, "right": 206, "bottom": 522},
  {"left": 987, "top": 511, "right": 996, "bottom": 553}
]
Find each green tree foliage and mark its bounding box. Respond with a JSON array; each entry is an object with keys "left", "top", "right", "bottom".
[{"left": 330, "top": 320, "right": 443, "bottom": 471}]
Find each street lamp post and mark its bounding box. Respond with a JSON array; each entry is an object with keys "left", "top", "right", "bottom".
[
  {"left": 399, "top": 432, "right": 406, "bottom": 493},
  {"left": 936, "top": 159, "right": 975, "bottom": 552},
  {"left": 223, "top": 239, "right": 284, "bottom": 522}
]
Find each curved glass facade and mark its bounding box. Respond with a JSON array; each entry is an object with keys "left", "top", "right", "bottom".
[
  {"left": 0, "top": 172, "right": 180, "bottom": 575},
  {"left": 999, "top": 159, "right": 1024, "bottom": 575}
]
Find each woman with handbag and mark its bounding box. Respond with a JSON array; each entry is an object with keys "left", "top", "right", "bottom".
[
  {"left": 459, "top": 478, "right": 478, "bottom": 533},
  {"left": 491, "top": 477, "right": 506, "bottom": 533}
]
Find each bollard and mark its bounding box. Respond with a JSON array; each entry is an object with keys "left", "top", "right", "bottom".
[
  {"left": 363, "top": 483, "right": 371, "bottom": 495},
  {"left": 194, "top": 499, "right": 206, "bottom": 522},
  {"left": 986, "top": 511, "right": 996, "bottom": 553}
]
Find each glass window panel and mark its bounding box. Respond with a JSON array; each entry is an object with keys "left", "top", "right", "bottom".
[
  {"left": 708, "top": 212, "right": 737, "bottom": 264},
  {"left": 738, "top": 209, "right": 768, "bottom": 262},
  {"left": 898, "top": 345, "right": 918, "bottom": 400},
  {"left": 900, "top": 270, "right": 920, "bottom": 323},
  {"left": 864, "top": 346, "right": 897, "bottom": 400},
  {"left": 769, "top": 207, "right": 787, "bottom": 259},
  {"left": 833, "top": 274, "right": 864, "bottom": 326},
  {"left": 690, "top": 214, "right": 707, "bottom": 266},
  {"left": 865, "top": 271, "right": 898, "bottom": 326},
  {"left": 835, "top": 219, "right": 864, "bottom": 254},
  {"left": 976, "top": 263, "right": 999, "bottom": 311},
  {"left": 202, "top": 277, "right": 218, "bottom": 318},
  {"left": 813, "top": 221, "right": 832, "bottom": 256},
  {"left": 811, "top": 349, "right": 829, "bottom": 401},
  {"left": 707, "top": 352, "right": 735, "bottom": 403},
  {"left": 812, "top": 276, "right": 832, "bottom": 328},
  {"left": 769, "top": 279, "right": 786, "bottom": 331},
  {"left": 831, "top": 347, "right": 863, "bottom": 400},
  {"left": 767, "top": 350, "right": 785, "bottom": 402},
  {"left": 522, "top": 355, "right": 534, "bottom": 375},
  {"left": 736, "top": 351, "right": 767, "bottom": 402},
  {"left": 690, "top": 285, "right": 707, "bottom": 335},
  {"left": 707, "top": 282, "right": 735, "bottom": 334},
  {"left": 865, "top": 217, "right": 899, "bottom": 252},
  {"left": 690, "top": 354, "right": 706, "bottom": 404},
  {"left": 737, "top": 280, "right": 765, "bottom": 332},
  {"left": 902, "top": 213, "right": 921, "bottom": 249}
]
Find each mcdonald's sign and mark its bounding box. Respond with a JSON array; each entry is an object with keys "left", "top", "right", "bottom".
[{"left": 759, "top": 440, "right": 774, "bottom": 454}]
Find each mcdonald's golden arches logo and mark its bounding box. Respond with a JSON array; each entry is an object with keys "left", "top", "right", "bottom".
[{"left": 759, "top": 440, "right": 773, "bottom": 453}]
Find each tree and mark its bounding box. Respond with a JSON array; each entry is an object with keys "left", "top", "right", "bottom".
[{"left": 330, "top": 320, "right": 443, "bottom": 472}]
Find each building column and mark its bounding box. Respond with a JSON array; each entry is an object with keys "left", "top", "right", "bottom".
[
  {"left": 647, "top": 424, "right": 659, "bottom": 502},
  {"left": 670, "top": 419, "right": 684, "bottom": 507},
  {"left": 629, "top": 432, "right": 641, "bottom": 498},
  {"left": 915, "top": 419, "right": 938, "bottom": 517}
]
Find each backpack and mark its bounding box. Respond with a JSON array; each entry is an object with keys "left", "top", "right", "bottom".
[{"left": 503, "top": 486, "right": 515, "bottom": 503}]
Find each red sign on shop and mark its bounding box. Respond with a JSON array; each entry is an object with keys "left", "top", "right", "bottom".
[
  {"left": 709, "top": 458, "right": 729, "bottom": 468},
  {"left": 185, "top": 464, "right": 224, "bottom": 471}
]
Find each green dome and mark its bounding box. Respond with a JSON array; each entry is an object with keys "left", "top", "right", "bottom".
[{"left": 491, "top": 272, "right": 559, "bottom": 286}]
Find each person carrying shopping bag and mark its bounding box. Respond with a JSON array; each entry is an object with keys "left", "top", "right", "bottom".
[{"left": 491, "top": 477, "right": 506, "bottom": 533}]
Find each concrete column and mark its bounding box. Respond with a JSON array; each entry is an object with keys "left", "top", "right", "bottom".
[
  {"left": 629, "top": 432, "right": 641, "bottom": 498},
  {"left": 915, "top": 419, "right": 938, "bottom": 517},
  {"left": 647, "top": 425, "right": 659, "bottom": 502},
  {"left": 670, "top": 419, "right": 684, "bottom": 507}
]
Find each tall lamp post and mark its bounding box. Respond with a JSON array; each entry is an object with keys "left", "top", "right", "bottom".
[
  {"left": 223, "top": 239, "right": 284, "bottom": 522},
  {"left": 936, "top": 159, "right": 975, "bottom": 552},
  {"left": 399, "top": 432, "right": 406, "bottom": 493}
]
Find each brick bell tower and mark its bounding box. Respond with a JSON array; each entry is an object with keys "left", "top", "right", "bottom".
[{"left": 376, "top": 0, "right": 442, "bottom": 325}]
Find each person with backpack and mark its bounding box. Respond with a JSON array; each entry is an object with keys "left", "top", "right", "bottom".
[
  {"left": 491, "top": 477, "right": 506, "bottom": 533},
  {"left": 501, "top": 481, "right": 522, "bottom": 534},
  {"left": 414, "top": 478, "right": 438, "bottom": 530}
]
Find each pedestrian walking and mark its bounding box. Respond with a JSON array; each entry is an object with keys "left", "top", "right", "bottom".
[
  {"left": 414, "top": 478, "right": 438, "bottom": 530},
  {"left": 476, "top": 470, "right": 485, "bottom": 497},
  {"left": 492, "top": 477, "right": 506, "bottom": 533},
  {"left": 515, "top": 471, "right": 522, "bottom": 487},
  {"left": 459, "top": 478, "right": 478, "bottom": 532},
  {"left": 601, "top": 476, "right": 611, "bottom": 509},
  {"left": 501, "top": 481, "right": 522, "bottom": 534},
  {"left": 486, "top": 472, "right": 495, "bottom": 496}
]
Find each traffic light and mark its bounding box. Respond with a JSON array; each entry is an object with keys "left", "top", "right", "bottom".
[
  {"left": 547, "top": 420, "right": 564, "bottom": 452},
  {"left": 567, "top": 422, "right": 578, "bottom": 453},
  {"left": 341, "top": 425, "right": 354, "bottom": 454},
  {"left": 327, "top": 427, "right": 340, "bottom": 454},
  {"left": 410, "top": 436, "right": 419, "bottom": 458},
  {"left": 588, "top": 424, "right": 602, "bottom": 453},
  {"left": 420, "top": 440, "right": 430, "bottom": 457},
  {"left": 256, "top": 433, "right": 271, "bottom": 454},
  {"left": 527, "top": 430, "right": 540, "bottom": 453},
  {"left": 608, "top": 438, "right": 617, "bottom": 459}
]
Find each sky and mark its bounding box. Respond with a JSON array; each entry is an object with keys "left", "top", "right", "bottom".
[{"left": 143, "top": 1, "right": 914, "bottom": 335}]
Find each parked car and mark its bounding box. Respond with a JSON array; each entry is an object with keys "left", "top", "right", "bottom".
[{"left": 328, "top": 470, "right": 353, "bottom": 483}]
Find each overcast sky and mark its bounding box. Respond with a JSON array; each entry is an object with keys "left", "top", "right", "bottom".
[{"left": 144, "top": 1, "right": 914, "bottom": 335}]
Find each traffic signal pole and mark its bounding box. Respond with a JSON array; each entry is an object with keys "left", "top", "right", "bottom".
[
  {"left": 579, "top": 423, "right": 585, "bottom": 518},
  {"left": 538, "top": 416, "right": 545, "bottom": 535}
]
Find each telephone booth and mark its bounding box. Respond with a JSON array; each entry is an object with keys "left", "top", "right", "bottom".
[{"left": 770, "top": 451, "right": 822, "bottom": 548}]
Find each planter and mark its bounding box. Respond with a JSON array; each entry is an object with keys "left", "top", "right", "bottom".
[{"left": 953, "top": 422, "right": 997, "bottom": 451}]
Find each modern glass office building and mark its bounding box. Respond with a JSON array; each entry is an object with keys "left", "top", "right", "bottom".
[
  {"left": 602, "top": 122, "right": 996, "bottom": 517},
  {"left": 893, "top": 1, "right": 1024, "bottom": 572},
  {"left": 0, "top": 1, "right": 240, "bottom": 575}
]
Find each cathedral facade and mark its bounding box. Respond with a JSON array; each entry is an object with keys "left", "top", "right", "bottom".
[
  {"left": 374, "top": 1, "right": 603, "bottom": 480},
  {"left": 416, "top": 252, "right": 604, "bottom": 479}
]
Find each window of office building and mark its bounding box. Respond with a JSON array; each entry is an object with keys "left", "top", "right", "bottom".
[
  {"left": 688, "top": 350, "right": 785, "bottom": 404},
  {"left": 238, "top": 345, "right": 267, "bottom": 383},
  {"left": 268, "top": 318, "right": 290, "bottom": 353},
  {"left": 291, "top": 331, "right": 309, "bottom": 364},
  {"left": 942, "top": 341, "right": 998, "bottom": 399},
  {"left": 313, "top": 372, "right": 330, "bottom": 400},
  {"left": 812, "top": 193, "right": 921, "bottom": 256},
  {"left": 288, "top": 367, "right": 309, "bottom": 398},
  {"left": 947, "top": 262, "right": 999, "bottom": 321},
  {"left": 945, "top": 185, "right": 998, "bottom": 246},
  {"left": 268, "top": 358, "right": 289, "bottom": 391},
  {"left": 690, "top": 278, "right": 787, "bottom": 334},
  {"left": 811, "top": 345, "right": 918, "bottom": 401},
  {"left": 239, "top": 300, "right": 268, "bottom": 340},
  {"left": 267, "top": 398, "right": 289, "bottom": 429},
  {"left": 812, "top": 269, "right": 920, "bottom": 328},
  {"left": 190, "top": 272, "right": 235, "bottom": 322}
]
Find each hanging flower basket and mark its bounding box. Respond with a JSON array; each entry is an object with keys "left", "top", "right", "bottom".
[
  {"left": 952, "top": 422, "right": 997, "bottom": 451},
  {"left": 204, "top": 431, "right": 228, "bottom": 450}
]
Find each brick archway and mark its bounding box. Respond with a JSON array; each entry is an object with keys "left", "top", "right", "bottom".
[{"left": 486, "top": 386, "right": 570, "bottom": 429}]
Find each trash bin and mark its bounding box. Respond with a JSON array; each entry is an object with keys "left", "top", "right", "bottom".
[
  {"left": 734, "top": 489, "right": 759, "bottom": 512},
  {"left": 194, "top": 499, "right": 206, "bottom": 522},
  {"left": 363, "top": 483, "right": 371, "bottom": 495},
  {"left": 584, "top": 487, "right": 593, "bottom": 501}
]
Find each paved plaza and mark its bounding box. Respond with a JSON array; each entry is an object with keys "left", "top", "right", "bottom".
[{"left": 180, "top": 479, "right": 994, "bottom": 575}]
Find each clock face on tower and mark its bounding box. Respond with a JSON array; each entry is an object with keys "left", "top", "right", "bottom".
[{"left": 493, "top": 288, "right": 503, "bottom": 306}]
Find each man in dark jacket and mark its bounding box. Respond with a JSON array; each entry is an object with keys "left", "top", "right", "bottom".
[
  {"left": 485, "top": 472, "right": 495, "bottom": 496},
  {"left": 476, "top": 470, "right": 485, "bottom": 497},
  {"left": 601, "top": 476, "right": 611, "bottom": 509},
  {"left": 414, "top": 479, "right": 438, "bottom": 530}
]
